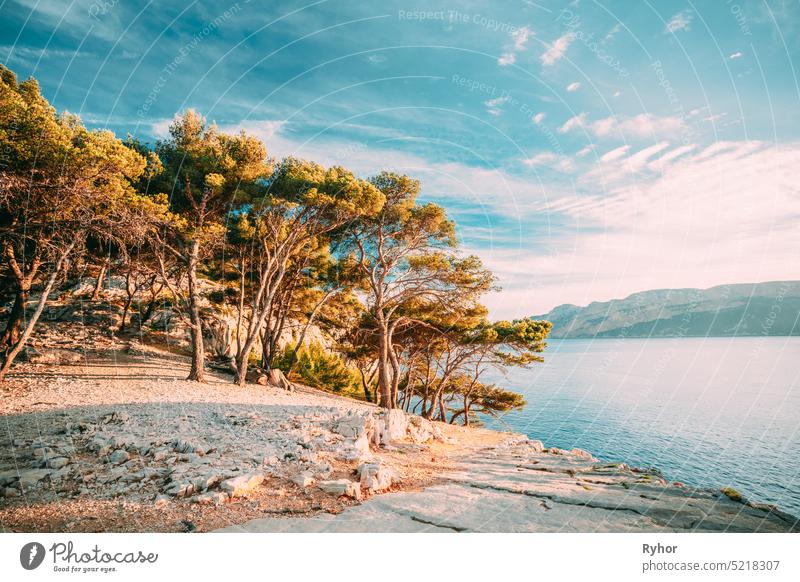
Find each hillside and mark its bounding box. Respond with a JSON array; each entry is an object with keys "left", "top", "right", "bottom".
[{"left": 533, "top": 281, "right": 800, "bottom": 339}]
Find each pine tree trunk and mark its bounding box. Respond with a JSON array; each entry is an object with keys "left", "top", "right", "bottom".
[
  {"left": 186, "top": 240, "right": 205, "bottom": 382},
  {"left": 377, "top": 323, "right": 394, "bottom": 408},
  {"left": 91, "top": 263, "right": 107, "bottom": 300},
  {"left": 0, "top": 243, "right": 74, "bottom": 381},
  {"left": 0, "top": 287, "right": 28, "bottom": 354}
]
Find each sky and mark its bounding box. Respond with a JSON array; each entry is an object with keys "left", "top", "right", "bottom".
[{"left": 2, "top": 0, "right": 799, "bottom": 318}]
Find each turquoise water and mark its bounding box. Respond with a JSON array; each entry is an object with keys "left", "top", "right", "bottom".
[{"left": 482, "top": 337, "right": 800, "bottom": 515}]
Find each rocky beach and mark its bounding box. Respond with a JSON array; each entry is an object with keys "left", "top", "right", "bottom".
[{"left": 1, "top": 345, "right": 797, "bottom": 533}]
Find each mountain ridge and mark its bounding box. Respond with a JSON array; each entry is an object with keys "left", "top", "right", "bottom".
[{"left": 532, "top": 281, "right": 800, "bottom": 338}]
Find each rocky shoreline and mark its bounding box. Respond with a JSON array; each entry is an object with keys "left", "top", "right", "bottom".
[{"left": 1, "top": 348, "right": 798, "bottom": 533}]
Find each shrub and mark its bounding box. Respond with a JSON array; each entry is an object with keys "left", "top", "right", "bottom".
[{"left": 275, "top": 342, "right": 363, "bottom": 398}]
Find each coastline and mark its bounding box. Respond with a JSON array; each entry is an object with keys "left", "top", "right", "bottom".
[{"left": 1, "top": 346, "right": 797, "bottom": 533}]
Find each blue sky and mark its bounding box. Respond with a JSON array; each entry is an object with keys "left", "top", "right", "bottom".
[{"left": 3, "top": 0, "right": 799, "bottom": 317}]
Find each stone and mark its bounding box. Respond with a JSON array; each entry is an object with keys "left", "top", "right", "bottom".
[
  {"left": 47, "top": 456, "right": 70, "bottom": 469},
  {"left": 332, "top": 413, "right": 369, "bottom": 439},
  {"left": 358, "top": 463, "right": 395, "bottom": 493},
  {"left": 17, "top": 469, "right": 53, "bottom": 490},
  {"left": 32, "top": 447, "right": 54, "bottom": 459},
  {"left": 109, "top": 449, "right": 130, "bottom": 464},
  {"left": 318, "top": 479, "right": 362, "bottom": 500},
  {"left": 291, "top": 472, "right": 315, "bottom": 488},
  {"left": 571, "top": 448, "right": 595, "bottom": 461},
  {"left": 101, "top": 411, "right": 130, "bottom": 425},
  {"left": 192, "top": 474, "right": 222, "bottom": 492},
  {"left": 3, "top": 487, "right": 20, "bottom": 498},
  {"left": 0, "top": 470, "right": 20, "bottom": 487},
  {"left": 220, "top": 473, "right": 265, "bottom": 497},
  {"left": 384, "top": 409, "right": 408, "bottom": 443},
  {"left": 406, "top": 416, "right": 444, "bottom": 444},
  {"left": 166, "top": 482, "right": 194, "bottom": 498},
  {"left": 154, "top": 494, "right": 170, "bottom": 507},
  {"left": 194, "top": 492, "right": 228, "bottom": 505},
  {"left": 528, "top": 440, "right": 545, "bottom": 453}
]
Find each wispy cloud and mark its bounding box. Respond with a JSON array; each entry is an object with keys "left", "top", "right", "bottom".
[
  {"left": 566, "top": 81, "right": 581, "bottom": 92},
  {"left": 498, "top": 53, "right": 516, "bottom": 66},
  {"left": 501, "top": 141, "right": 800, "bottom": 314},
  {"left": 559, "top": 113, "right": 686, "bottom": 139},
  {"left": 498, "top": 25, "right": 533, "bottom": 66},
  {"left": 485, "top": 96, "right": 509, "bottom": 116},
  {"left": 540, "top": 32, "right": 575, "bottom": 66},
  {"left": 665, "top": 10, "right": 693, "bottom": 33}
]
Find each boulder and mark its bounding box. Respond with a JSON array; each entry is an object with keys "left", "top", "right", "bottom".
[
  {"left": 358, "top": 463, "right": 395, "bottom": 493},
  {"left": 192, "top": 473, "right": 222, "bottom": 492},
  {"left": 0, "top": 470, "right": 20, "bottom": 487},
  {"left": 220, "top": 473, "right": 265, "bottom": 497},
  {"left": 406, "top": 416, "right": 444, "bottom": 444},
  {"left": 46, "top": 457, "right": 70, "bottom": 470},
  {"left": 2, "top": 487, "right": 20, "bottom": 498},
  {"left": 528, "top": 440, "right": 545, "bottom": 453},
  {"left": 194, "top": 492, "right": 228, "bottom": 505},
  {"left": 109, "top": 449, "right": 130, "bottom": 465},
  {"left": 17, "top": 469, "right": 53, "bottom": 490},
  {"left": 384, "top": 409, "right": 408, "bottom": 443},
  {"left": 318, "top": 479, "right": 362, "bottom": 500},
  {"left": 332, "top": 413, "right": 370, "bottom": 439},
  {"left": 291, "top": 472, "right": 315, "bottom": 488}
]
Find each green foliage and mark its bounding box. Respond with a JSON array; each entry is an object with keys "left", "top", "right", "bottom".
[{"left": 275, "top": 343, "right": 363, "bottom": 398}]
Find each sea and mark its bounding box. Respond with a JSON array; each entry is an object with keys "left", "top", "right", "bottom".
[{"left": 482, "top": 337, "right": 800, "bottom": 516}]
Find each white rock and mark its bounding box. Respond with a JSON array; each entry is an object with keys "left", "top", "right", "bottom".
[
  {"left": 194, "top": 492, "right": 228, "bottom": 505},
  {"left": 318, "top": 479, "right": 362, "bottom": 500},
  {"left": 291, "top": 472, "right": 315, "bottom": 488},
  {"left": 406, "top": 416, "right": 444, "bottom": 444},
  {"left": 220, "top": 473, "right": 265, "bottom": 497},
  {"left": 358, "top": 463, "right": 395, "bottom": 493},
  {"left": 528, "top": 440, "right": 545, "bottom": 453},
  {"left": 384, "top": 409, "right": 408, "bottom": 443}
]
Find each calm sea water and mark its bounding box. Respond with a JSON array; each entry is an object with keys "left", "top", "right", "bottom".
[{"left": 482, "top": 337, "right": 800, "bottom": 515}]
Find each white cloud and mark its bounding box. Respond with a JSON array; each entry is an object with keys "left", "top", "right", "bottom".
[
  {"left": 665, "top": 10, "right": 693, "bottom": 33},
  {"left": 496, "top": 26, "right": 533, "bottom": 67},
  {"left": 729, "top": 51, "right": 743, "bottom": 59},
  {"left": 523, "top": 152, "right": 574, "bottom": 172},
  {"left": 558, "top": 113, "right": 588, "bottom": 134},
  {"left": 540, "top": 32, "right": 575, "bottom": 66},
  {"left": 576, "top": 146, "right": 593, "bottom": 157},
  {"left": 559, "top": 113, "right": 686, "bottom": 139},
  {"left": 511, "top": 26, "right": 533, "bottom": 50},
  {"left": 151, "top": 118, "right": 174, "bottom": 139},
  {"left": 604, "top": 23, "right": 622, "bottom": 43},
  {"left": 613, "top": 90, "right": 621, "bottom": 97},
  {"left": 566, "top": 81, "right": 581, "bottom": 92},
  {"left": 485, "top": 96, "right": 509, "bottom": 116},
  {"left": 498, "top": 52, "right": 516, "bottom": 66},
  {"left": 599, "top": 145, "right": 630, "bottom": 162},
  {"left": 533, "top": 112, "right": 546, "bottom": 124},
  {"left": 511, "top": 141, "right": 800, "bottom": 314}
]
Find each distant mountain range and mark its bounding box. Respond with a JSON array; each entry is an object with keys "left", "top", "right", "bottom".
[{"left": 533, "top": 281, "right": 800, "bottom": 339}]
